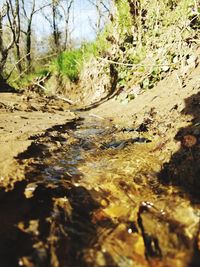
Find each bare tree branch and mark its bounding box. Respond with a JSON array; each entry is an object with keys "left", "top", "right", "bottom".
[
  {"left": 6, "top": 52, "right": 30, "bottom": 79},
  {"left": 0, "top": 0, "right": 20, "bottom": 79},
  {"left": 21, "top": 0, "right": 51, "bottom": 72},
  {"left": 60, "top": 0, "right": 74, "bottom": 49},
  {"left": 87, "top": 0, "right": 111, "bottom": 34}
]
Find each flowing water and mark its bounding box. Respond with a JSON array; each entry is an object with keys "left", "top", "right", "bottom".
[{"left": 1, "top": 114, "right": 200, "bottom": 267}]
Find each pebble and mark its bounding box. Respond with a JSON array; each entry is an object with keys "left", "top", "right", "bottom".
[{"left": 182, "top": 135, "right": 197, "bottom": 148}]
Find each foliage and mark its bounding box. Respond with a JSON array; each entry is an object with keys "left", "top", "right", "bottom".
[
  {"left": 50, "top": 34, "right": 111, "bottom": 82},
  {"left": 115, "top": 0, "right": 133, "bottom": 37},
  {"left": 11, "top": 34, "right": 110, "bottom": 88},
  {"left": 52, "top": 49, "right": 83, "bottom": 82},
  {"left": 104, "top": 0, "right": 200, "bottom": 93}
]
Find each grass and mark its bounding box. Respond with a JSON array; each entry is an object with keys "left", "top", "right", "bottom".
[
  {"left": 50, "top": 36, "right": 110, "bottom": 82},
  {"left": 53, "top": 49, "right": 83, "bottom": 82}
]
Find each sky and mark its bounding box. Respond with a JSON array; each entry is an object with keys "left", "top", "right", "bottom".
[
  {"left": 72, "top": 0, "right": 98, "bottom": 41},
  {"left": 33, "top": 0, "right": 105, "bottom": 44}
]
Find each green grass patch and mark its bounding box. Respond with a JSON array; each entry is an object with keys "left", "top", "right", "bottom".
[
  {"left": 51, "top": 37, "right": 110, "bottom": 82},
  {"left": 53, "top": 49, "right": 83, "bottom": 82}
]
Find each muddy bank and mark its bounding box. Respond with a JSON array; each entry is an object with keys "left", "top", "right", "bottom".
[{"left": 0, "top": 91, "right": 76, "bottom": 187}]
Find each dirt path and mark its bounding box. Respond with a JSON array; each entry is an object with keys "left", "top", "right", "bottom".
[{"left": 0, "top": 61, "right": 200, "bottom": 266}]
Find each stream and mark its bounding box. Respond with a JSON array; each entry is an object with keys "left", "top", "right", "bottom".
[{"left": 1, "top": 113, "right": 200, "bottom": 267}]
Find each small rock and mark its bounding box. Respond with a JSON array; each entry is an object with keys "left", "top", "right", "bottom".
[
  {"left": 182, "top": 135, "right": 197, "bottom": 148},
  {"left": 186, "top": 54, "right": 197, "bottom": 65}
]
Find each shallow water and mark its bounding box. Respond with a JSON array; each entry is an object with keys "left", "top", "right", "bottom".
[
  {"left": 35, "top": 114, "right": 200, "bottom": 267},
  {"left": 1, "top": 114, "right": 200, "bottom": 267}
]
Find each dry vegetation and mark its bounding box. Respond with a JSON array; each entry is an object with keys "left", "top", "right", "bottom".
[{"left": 74, "top": 0, "right": 200, "bottom": 106}]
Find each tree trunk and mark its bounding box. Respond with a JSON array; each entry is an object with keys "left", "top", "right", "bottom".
[
  {"left": 15, "top": 0, "right": 22, "bottom": 73},
  {"left": 16, "top": 42, "right": 22, "bottom": 72},
  {"left": 26, "top": 20, "right": 32, "bottom": 72},
  {"left": 52, "top": 4, "right": 59, "bottom": 51}
]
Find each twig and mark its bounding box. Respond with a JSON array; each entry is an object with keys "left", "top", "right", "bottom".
[
  {"left": 56, "top": 96, "right": 74, "bottom": 105},
  {"left": 6, "top": 53, "right": 31, "bottom": 80},
  {"left": 35, "top": 53, "right": 57, "bottom": 61},
  {"left": 96, "top": 56, "right": 176, "bottom": 68},
  {"left": 33, "top": 82, "right": 47, "bottom": 91},
  {"left": 175, "top": 73, "right": 182, "bottom": 89},
  {"left": 89, "top": 113, "right": 104, "bottom": 119},
  {"left": 12, "top": 66, "right": 30, "bottom": 82}
]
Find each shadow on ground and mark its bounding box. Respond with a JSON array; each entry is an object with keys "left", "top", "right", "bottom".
[
  {"left": 159, "top": 92, "right": 200, "bottom": 200},
  {"left": 0, "top": 79, "right": 18, "bottom": 92},
  {"left": 158, "top": 92, "right": 200, "bottom": 266}
]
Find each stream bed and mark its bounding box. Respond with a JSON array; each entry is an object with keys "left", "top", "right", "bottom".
[{"left": 0, "top": 113, "right": 200, "bottom": 267}]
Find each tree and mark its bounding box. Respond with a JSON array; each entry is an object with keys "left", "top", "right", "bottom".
[
  {"left": 87, "top": 0, "right": 112, "bottom": 34},
  {"left": 21, "top": 0, "right": 51, "bottom": 72},
  {"left": 13, "top": 0, "right": 22, "bottom": 72},
  {"left": 43, "top": 0, "right": 75, "bottom": 52},
  {"left": 0, "top": 0, "right": 20, "bottom": 84},
  {"left": 43, "top": 0, "right": 62, "bottom": 52},
  {"left": 60, "top": 0, "right": 74, "bottom": 49}
]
